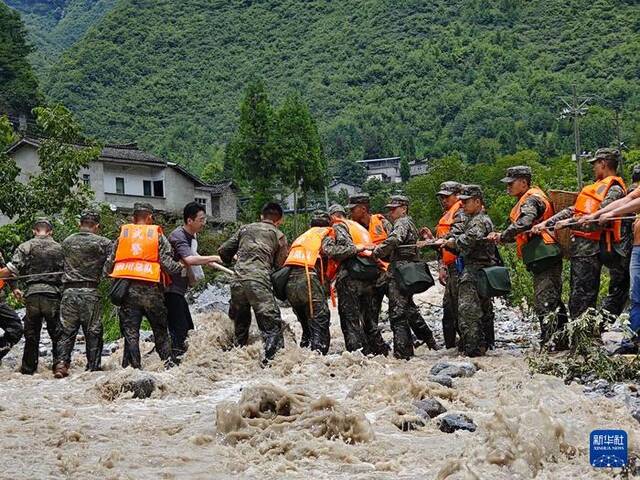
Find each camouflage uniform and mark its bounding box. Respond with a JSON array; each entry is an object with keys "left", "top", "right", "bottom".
[
  {"left": 0, "top": 253, "right": 23, "bottom": 363},
  {"left": 104, "top": 206, "right": 183, "bottom": 369},
  {"left": 6, "top": 226, "right": 64, "bottom": 374},
  {"left": 436, "top": 181, "right": 465, "bottom": 349},
  {"left": 373, "top": 196, "right": 437, "bottom": 360},
  {"left": 499, "top": 167, "right": 567, "bottom": 344},
  {"left": 327, "top": 218, "right": 389, "bottom": 355},
  {"left": 218, "top": 219, "right": 288, "bottom": 360},
  {"left": 448, "top": 186, "right": 498, "bottom": 357},
  {"left": 546, "top": 172, "right": 631, "bottom": 318},
  {"left": 57, "top": 216, "right": 112, "bottom": 371}
]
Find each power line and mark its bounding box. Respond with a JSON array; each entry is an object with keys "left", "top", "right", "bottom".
[{"left": 559, "top": 85, "right": 591, "bottom": 189}]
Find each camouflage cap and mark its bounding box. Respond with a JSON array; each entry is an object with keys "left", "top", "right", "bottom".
[
  {"left": 346, "top": 193, "right": 370, "bottom": 209},
  {"left": 80, "top": 210, "right": 100, "bottom": 224},
  {"left": 311, "top": 209, "right": 331, "bottom": 226},
  {"left": 458, "top": 184, "right": 484, "bottom": 201},
  {"left": 500, "top": 165, "right": 532, "bottom": 183},
  {"left": 133, "top": 202, "right": 154, "bottom": 214},
  {"left": 328, "top": 204, "right": 347, "bottom": 216},
  {"left": 33, "top": 216, "right": 53, "bottom": 229},
  {"left": 588, "top": 148, "right": 620, "bottom": 163},
  {"left": 384, "top": 195, "right": 410, "bottom": 209},
  {"left": 437, "top": 181, "right": 463, "bottom": 196}
]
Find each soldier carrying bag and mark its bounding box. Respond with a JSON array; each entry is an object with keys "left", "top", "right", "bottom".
[
  {"left": 344, "top": 256, "right": 380, "bottom": 281},
  {"left": 521, "top": 234, "right": 562, "bottom": 274},
  {"left": 392, "top": 261, "right": 435, "bottom": 295},
  {"left": 476, "top": 247, "right": 511, "bottom": 298},
  {"left": 271, "top": 265, "right": 291, "bottom": 301}
]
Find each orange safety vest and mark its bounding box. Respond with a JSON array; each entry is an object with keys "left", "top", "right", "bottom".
[
  {"left": 110, "top": 224, "right": 163, "bottom": 283},
  {"left": 368, "top": 214, "right": 388, "bottom": 244},
  {"left": 572, "top": 176, "right": 626, "bottom": 246},
  {"left": 285, "top": 227, "right": 333, "bottom": 268},
  {"left": 509, "top": 187, "right": 556, "bottom": 258},
  {"left": 436, "top": 200, "right": 462, "bottom": 266},
  {"left": 0, "top": 278, "right": 4, "bottom": 291}
]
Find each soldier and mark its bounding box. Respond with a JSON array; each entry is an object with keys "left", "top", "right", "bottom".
[
  {"left": 487, "top": 166, "right": 567, "bottom": 347},
  {"left": 218, "top": 202, "right": 288, "bottom": 362},
  {"left": 348, "top": 193, "right": 391, "bottom": 354},
  {"left": 0, "top": 253, "right": 23, "bottom": 365},
  {"left": 54, "top": 210, "right": 112, "bottom": 378},
  {"left": 284, "top": 210, "right": 333, "bottom": 354},
  {"left": 326, "top": 203, "right": 389, "bottom": 355},
  {"left": 434, "top": 181, "right": 465, "bottom": 349},
  {"left": 371, "top": 195, "right": 438, "bottom": 359},
  {"left": 0, "top": 218, "right": 63, "bottom": 374},
  {"left": 104, "top": 203, "right": 183, "bottom": 369},
  {"left": 434, "top": 186, "right": 497, "bottom": 357},
  {"left": 533, "top": 148, "right": 631, "bottom": 319}
]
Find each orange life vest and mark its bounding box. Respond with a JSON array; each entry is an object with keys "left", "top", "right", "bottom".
[
  {"left": 572, "top": 176, "right": 626, "bottom": 245},
  {"left": 436, "top": 200, "right": 462, "bottom": 266},
  {"left": 368, "top": 214, "right": 388, "bottom": 244},
  {"left": 509, "top": 187, "right": 556, "bottom": 258},
  {"left": 285, "top": 227, "right": 333, "bottom": 268},
  {"left": 0, "top": 278, "right": 4, "bottom": 291},
  {"left": 110, "top": 224, "right": 162, "bottom": 283}
]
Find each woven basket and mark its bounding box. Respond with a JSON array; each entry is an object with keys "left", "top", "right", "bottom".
[{"left": 549, "top": 190, "right": 578, "bottom": 258}]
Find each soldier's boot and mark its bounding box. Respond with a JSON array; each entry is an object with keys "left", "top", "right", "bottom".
[{"left": 53, "top": 362, "right": 69, "bottom": 379}]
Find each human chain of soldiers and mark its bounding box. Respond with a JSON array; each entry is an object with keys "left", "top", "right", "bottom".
[{"left": 0, "top": 147, "right": 638, "bottom": 377}]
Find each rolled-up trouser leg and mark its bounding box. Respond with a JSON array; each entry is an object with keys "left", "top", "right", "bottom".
[
  {"left": 387, "top": 277, "right": 414, "bottom": 360},
  {"left": 336, "top": 277, "right": 367, "bottom": 352},
  {"left": 243, "top": 280, "right": 283, "bottom": 360},
  {"left": 0, "top": 302, "right": 23, "bottom": 361},
  {"left": 119, "top": 303, "right": 143, "bottom": 369}
]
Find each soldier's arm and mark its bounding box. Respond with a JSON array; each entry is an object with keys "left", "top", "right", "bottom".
[
  {"left": 98, "top": 237, "right": 114, "bottom": 279},
  {"left": 273, "top": 232, "right": 289, "bottom": 269},
  {"left": 218, "top": 227, "right": 242, "bottom": 265},
  {"left": 323, "top": 223, "right": 358, "bottom": 261},
  {"left": 544, "top": 206, "right": 575, "bottom": 228},
  {"left": 102, "top": 238, "right": 118, "bottom": 276},
  {"left": 591, "top": 185, "right": 640, "bottom": 218},
  {"left": 159, "top": 235, "right": 183, "bottom": 275},
  {"left": 0, "top": 253, "right": 17, "bottom": 289},
  {"left": 453, "top": 219, "right": 489, "bottom": 257},
  {"left": 500, "top": 196, "right": 545, "bottom": 243},
  {"left": 373, "top": 220, "right": 408, "bottom": 259},
  {"left": 5, "top": 243, "right": 29, "bottom": 276}
]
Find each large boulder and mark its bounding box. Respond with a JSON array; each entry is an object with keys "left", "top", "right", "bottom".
[{"left": 413, "top": 398, "right": 447, "bottom": 419}]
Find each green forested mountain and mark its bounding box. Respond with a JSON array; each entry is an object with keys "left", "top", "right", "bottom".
[
  {"left": 14, "top": 0, "right": 640, "bottom": 173},
  {"left": 3, "top": 0, "right": 116, "bottom": 75}
]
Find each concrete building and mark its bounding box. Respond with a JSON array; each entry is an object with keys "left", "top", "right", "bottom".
[
  {"left": 3, "top": 137, "right": 238, "bottom": 224},
  {"left": 357, "top": 156, "right": 402, "bottom": 183}
]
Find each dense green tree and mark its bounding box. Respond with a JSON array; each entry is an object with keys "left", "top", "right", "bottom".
[
  {"left": 399, "top": 156, "right": 411, "bottom": 183},
  {"left": 0, "top": 2, "right": 41, "bottom": 115}
]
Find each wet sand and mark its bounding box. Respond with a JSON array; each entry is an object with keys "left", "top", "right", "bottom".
[{"left": 0, "top": 283, "right": 637, "bottom": 479}]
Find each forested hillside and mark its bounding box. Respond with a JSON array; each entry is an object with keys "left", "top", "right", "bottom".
[
  {"left": 7, "top": 0, "right": 640, "bottom": 174},
  {"left": 3, "top": 0, "right": 115, "bottom": 75}
]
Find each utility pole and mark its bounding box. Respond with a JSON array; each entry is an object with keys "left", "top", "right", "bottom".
[
  {"left": 613, "top": 109, "right": 624, "bottom": 177},
  {"left": 559, "top": 85, "right": 590, "bottom": 189}
]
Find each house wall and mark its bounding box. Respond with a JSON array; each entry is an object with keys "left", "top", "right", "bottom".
[
  {"left": 194, "top": 187, "right": 213, "bottom": 216},
  {"left": 13, "top": 145, "right": 40, "bottom": 183},
  {"left": 219, "top": 188, "right": 238, "bottom": 222},
  {"left": 164, "top": 168, "right": 198, "bottom": 213}
]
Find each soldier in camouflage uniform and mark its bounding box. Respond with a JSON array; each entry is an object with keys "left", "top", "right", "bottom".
[
  {"left": 218, "top": 202, "right": 288, "bottom": 362},
  {"left": 55, "top": 211, "right": 112, "bottom": 377},
  {"left": 326, "top": 204, "right": 389, "bottom": 355},
  {"left": 534, "top": 149, "right": 631, "bottom": 318},
  {"left": 488, "top": 166, "right": 568, "bottom": 347},
  {"left": 285, "top": 211, "right": 332, "bottom": 354},
  {"left": 104, "top": 203, "right": 183, "bottom": 369},
  {"left": 1, "top": 218, "right": 64, "bottom": 374},
  {"left": 0, "top": 253, "right": 23, "bottom": 364},
  {"left": 372, "top": 195, "right": 438, "bottom": 359},
  {"left": 437, "top": 186, "right": 498, "bottom": 357}
]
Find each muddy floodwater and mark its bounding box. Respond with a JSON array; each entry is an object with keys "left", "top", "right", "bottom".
[{"left": 0, "top": 281, "right": 637, "bottom": 479}]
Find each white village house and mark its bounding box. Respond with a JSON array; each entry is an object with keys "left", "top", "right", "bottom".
[
  {"left": 357, "top": 156, "right": 429, "bottom": 183},
  {"left": 2, "top": 137, "right": 238, "bottom": 225}
]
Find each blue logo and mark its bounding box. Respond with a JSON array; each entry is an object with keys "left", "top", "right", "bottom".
[{"left": 590, "top": 430, "right": 627, "bottom": 468}]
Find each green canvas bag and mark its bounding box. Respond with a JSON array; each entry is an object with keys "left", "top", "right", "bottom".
[
  {"left": 345, "top": 256, "right": 380, "bottom": 281},
  {"left": 477, "top": 266, "right": 511, "bottom": 298},
  {"left": 521, "top": 234, "right": 562, "bottom": 273},
  {"left": 270, "top": 266, "right": 291, "bottom": 301},
  {"left": 392, "top": 261, "right": 435, "bottom": 295}
]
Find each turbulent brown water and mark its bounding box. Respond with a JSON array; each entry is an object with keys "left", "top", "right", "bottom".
[{"left": 0, "top": 283, "right": 637, "bottom": 479}]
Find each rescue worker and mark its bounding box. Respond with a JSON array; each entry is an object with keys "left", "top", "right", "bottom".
[
  {"left": 0, "top": 217, "right": 63, "bottom": 374},
  {"left": 218, "top": 202, "right": 288, "bottom": 362},
  {"left": 54, "top": 210, "right": 112, "bottom": 378},
  {"left": 434, "top": 186, "right": 498, "bottom": 357},
  {"left": 371, "top": 195, "right": 438, "bottom": 359},
  {"left": 533, "top": 148, "right": 631, "bottom": 319},
  {"left": 434, "top": 181, "right": 465, "bottom": 349},
  {"left": 326, "top": 204, "right": 388, "bottom": 355},
  {"left": 284, "top": 210, "right": 333, "bottom": 354},
  {"left": 487, "top": 166, "right": 568, "bottom": 348},
  {"left": 348, "top": 194, "right": 391, "bottom": 355},
  {"left": 104, "top": 203, "right": 183, "bottom": 369},
  {"left": 0, "top": 253, "right": 23, "bottom": 364}
]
